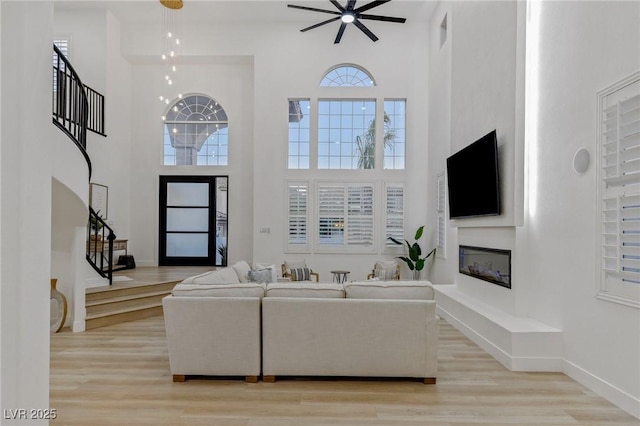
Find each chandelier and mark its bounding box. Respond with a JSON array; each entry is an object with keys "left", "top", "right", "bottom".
[{"left": 159, "top": 0, "right": 183, "bottom": 107}]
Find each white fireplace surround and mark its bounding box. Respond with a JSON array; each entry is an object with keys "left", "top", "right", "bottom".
[{"left": 435, "top": 284, "right": 563, "bottom": 372}]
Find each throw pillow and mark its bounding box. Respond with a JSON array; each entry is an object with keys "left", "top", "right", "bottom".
[
  {"left": 231, "top": 260, "right": 251, "bottom": 283},
  {"left": 247, "top": 268, "right": 273, "bottom": 284},
  {"left": 291, "top": 267, "right": 311, "bottom": 281},
  {"left": 254, "top": 263, "right": 278, "bottom": 283}
]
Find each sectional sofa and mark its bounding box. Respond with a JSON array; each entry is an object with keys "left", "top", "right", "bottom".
[{"left": 162, "top": 261, "right": 439, "bottom": 384}]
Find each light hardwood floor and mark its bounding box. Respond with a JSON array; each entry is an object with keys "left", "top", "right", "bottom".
[{"left": 50, "top": 315, "right": 639, "bottom": 425}]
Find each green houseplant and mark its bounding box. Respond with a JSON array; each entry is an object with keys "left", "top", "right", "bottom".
[{"left": 388, "top": 225, "right": 436, "bottom": 280}]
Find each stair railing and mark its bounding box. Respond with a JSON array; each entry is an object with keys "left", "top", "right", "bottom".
[
  {"left": 52, "top": 44, "right": 106, "bottom": 179},
  {"left": 87, "top": 207, "right": 117, "bottom": 285}
]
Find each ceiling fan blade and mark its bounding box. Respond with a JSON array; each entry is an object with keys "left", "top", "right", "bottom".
[
  {"left": 329, "top": 0, "right": 345, "bottom": 12},
  {"left": 334, "top": 22, "right": 347, "bottom": 43},
  {"left": 354, "top": 0, "right": 390, "bottom": 13},
  {"left": 358, "top": 13, "right": 406, "bottom": 23},
  {"left": 353, "top": 18, "right": 379, "bottom": 42},
  {"left": 288, "top": 4, "right": 341, "bottom": 16},
  {"left": 300, "top": 16, "right": 342, "bottom": 32},
  {"left": 346, "top": 0, "right": 357, "bottom": 10}
]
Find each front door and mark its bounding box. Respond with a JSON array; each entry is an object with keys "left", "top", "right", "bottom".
[{"left": 159, "top": 175, "right": 228, "bottom": 266}]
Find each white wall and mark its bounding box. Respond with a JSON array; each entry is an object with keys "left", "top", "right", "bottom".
[
  {"left": 129, "top": 60, "right": 254, "bottom": 265},
  {"left": 428, "top": 0, "right": 640, "bottom": 417},
  {"left": 249, "top": 19, "right": 431, "bottom": 280},
  {"left": 427, "top": 1, "right": 456, "bottom": 284},
  {"left": 121, "top": 7, "right": 433, "bottom": 277},
  {"left": 0, "top": 1, "right": 96, "bottom": 418},
  {"left": 521, "top": 0, "right": 640, "bottom": 416},
  {"left": 1, "top": 1, "right": 54, "bottom": 422}
]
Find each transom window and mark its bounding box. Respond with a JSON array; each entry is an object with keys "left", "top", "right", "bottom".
[
  {"left": 383, "top": 100, "right": 406, "bottom": 169},
  {"left": 320, "top": 65, "right": 375, "bottom": 87},
  {"left": 163, "top": 94, "right": 228, "bottom": 166}
]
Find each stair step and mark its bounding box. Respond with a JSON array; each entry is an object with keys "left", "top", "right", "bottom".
[
  {"left": 86, "top": 290, "right": 171, "bottom": 316},
  {"left": 85, "top": 304, "right": 164, "bottom": 330},
  {"left": 85, "top": 280, "right": 179, "bottom": 330},
  {"left": 86, "top": 281, "right": 178, "bottom": 303}
]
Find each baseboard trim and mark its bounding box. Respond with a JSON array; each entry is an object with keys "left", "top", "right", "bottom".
[
  {"left": 435, "top": 285, "right": 639, "bottom": 420},
  {"left": 563, "top": 359, "right": 640, "bottom": 420},
  {"left": 72, "top": 320, "right": 85, "bottom": 333}
]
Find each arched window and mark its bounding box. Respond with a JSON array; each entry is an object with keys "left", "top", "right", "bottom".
[
  {"left": 163, "top": 94, "right": 228, "bottom": 166},
  {"left": 319, "top": 64, "right": 376, "bottom": 87}
]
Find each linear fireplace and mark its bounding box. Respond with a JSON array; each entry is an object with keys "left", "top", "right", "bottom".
[{"left": 459, "top": 245, "right": 511, "bottom": 288}]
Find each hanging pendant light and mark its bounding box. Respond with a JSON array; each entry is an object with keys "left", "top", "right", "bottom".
[{"left": 159, "top": 0, "right": 183, "bottom": 105}]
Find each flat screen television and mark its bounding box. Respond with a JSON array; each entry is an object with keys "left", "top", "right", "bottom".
[{"left": 446, "top": 130, "right": 500, "bottom": 219}]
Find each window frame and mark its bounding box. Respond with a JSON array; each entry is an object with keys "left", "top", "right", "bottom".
[
  {"left": 162, "top": 93, "right": 229, "bottom": 166},
  {"left": 596, "top": 70, "right": 640, "bottom": 308},
  {"left": 287, "top": 98, "right": 311, "bottom": 169},
  {"left": 383, "top": 182, "right": 405, "bottom": 254},
  {"left": 315, "top": 181, "right": 376, "bottom": 254},
  {"left": 285, "top": 181, "right": 311, "bottom": 253},
  {"left": 317, "top": 98, "right": 377, "bottom": 170}
]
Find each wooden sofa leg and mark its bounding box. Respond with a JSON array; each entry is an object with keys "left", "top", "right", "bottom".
[
  {"left": 423, "top": 377, "right": 436, "bottom": 385},
  {"left": 173, "top": 375, "right": 186, "bottom": 382},
  {"left": 263, "top": 375, "right": 276, "bottom": 383},
  {"left": 245, "top": 375, "right": 259, "bottom": 383}
]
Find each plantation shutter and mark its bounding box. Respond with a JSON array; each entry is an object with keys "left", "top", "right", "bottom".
[
  {"left": 318, "top": 185, "right": 345, "bottom": 247},
  {"left": 347, "top": 185, "right": 374, "bottom": 248},
  {"left": 598, "top": 72, "right": 640, "bottom": 307},
  {"left": 385, "top": 184, "right": 404, "bottom": 249},
  {"left": 286, "top": 182, "right": 309, "bottom": 252},
  {"left": 316, "top": 182, "right": 375, "bottom": 252}
]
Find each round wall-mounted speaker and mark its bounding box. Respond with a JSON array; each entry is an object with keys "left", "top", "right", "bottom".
[{"left": 573, "top": 147, "right": 590, "bottom": 175}]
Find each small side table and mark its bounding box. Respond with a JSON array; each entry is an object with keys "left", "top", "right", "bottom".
[{"left": 331, "top": 270, "right": 350, "bottom": 284}]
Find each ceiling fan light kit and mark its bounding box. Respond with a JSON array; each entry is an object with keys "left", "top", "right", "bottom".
[{"left": 288, "top": 0, "right": 406, "bottom": 44}]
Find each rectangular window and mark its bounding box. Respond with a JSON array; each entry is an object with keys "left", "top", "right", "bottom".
[
  {"left": 597, "top": 71, "right": 640, "bottom": 308},
  {"left": 317, "top": 182, "right": 375, "bottom": 252},
  {"left": 384, "top": 183, "right": 404, "bottom": 251},
  {"left": 286, "top": 182, "right": 310, "bottom": 252},
  {"left": 318, "top": 100, "right": 376, "bottom": 169},
  {"left": 53, "top": 38, "right": 69, "bottom": 93},
  {"left": 288, "top": 99, "right": 310, "bottom": 169},
  {"left": 383, "top": 99, "right": 406, "bottom": 170}
]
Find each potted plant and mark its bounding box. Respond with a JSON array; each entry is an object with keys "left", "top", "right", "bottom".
[{"left": 388, "top": 225, "right": 436, "bottom": 280}]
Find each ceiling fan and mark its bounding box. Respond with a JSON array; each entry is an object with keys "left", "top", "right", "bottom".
[{"left": 287, "top": 0, "right": 406, "bottom": 44}]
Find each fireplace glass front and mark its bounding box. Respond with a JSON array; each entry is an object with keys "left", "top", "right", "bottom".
[{"left": 459, "top": 245, "right": 511, "bottom": 288}]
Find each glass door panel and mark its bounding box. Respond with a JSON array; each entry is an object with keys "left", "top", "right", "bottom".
[{"left": 159, "top": 175, "right": 228, "bottom": 266}]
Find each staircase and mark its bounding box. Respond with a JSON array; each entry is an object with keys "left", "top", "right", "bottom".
[{"left": 85, "top": 281, "right": 178, "bottom": 330}]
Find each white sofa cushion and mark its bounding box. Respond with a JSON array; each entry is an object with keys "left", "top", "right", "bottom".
[
  {"left": 231, "top": 260, "right": 252, "bottom": 283},
  {"left": 344, "top": 280, "right": 435, "bottom": 300},
  {"left": 265, "top": 282, "right": 345, "bottom": 298},
  {"left": 172, "top": 283, "right": 265, "bottom": 298},
  {"left": 181, "top": 267, "right": 240, "bottom": 285}
]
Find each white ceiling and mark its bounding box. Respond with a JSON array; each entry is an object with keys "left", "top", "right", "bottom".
[{"left": 55, "top": 0, "right": 436, "bottom": 26}]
